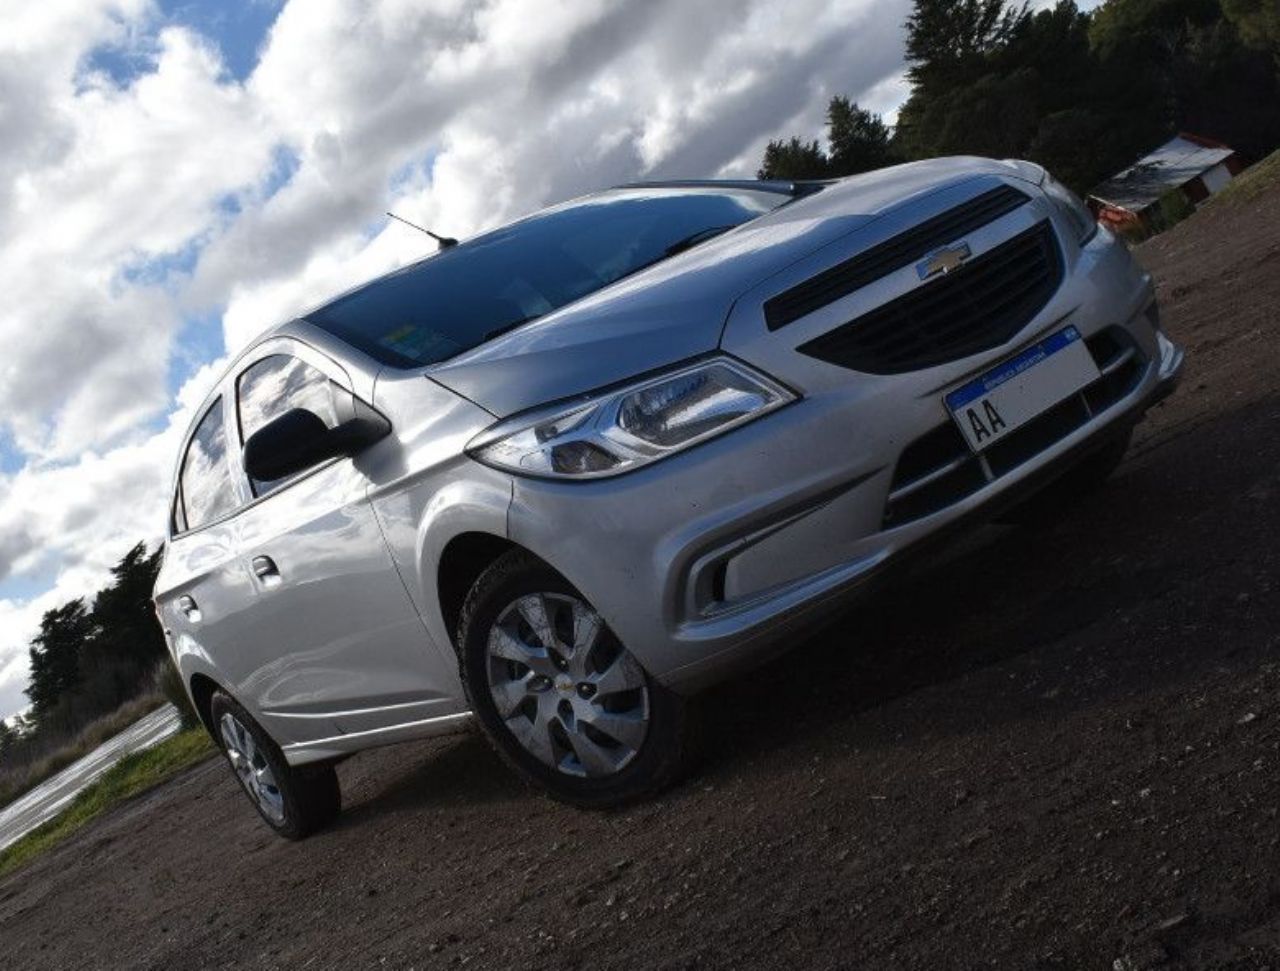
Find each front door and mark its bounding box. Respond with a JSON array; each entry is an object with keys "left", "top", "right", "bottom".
[{"left": 216, "top": 339, "right": 461, "bottom": 751}]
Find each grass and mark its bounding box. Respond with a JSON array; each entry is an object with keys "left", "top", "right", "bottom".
[
  {"left": 0, "top": 728, "right": 215, "bottom": 879},
  {"left": 0, "top": 692, "right": 169, "bottom": 810},
  {"left": 1211, "top": 149, "right": 1280, "bottom": 206}
]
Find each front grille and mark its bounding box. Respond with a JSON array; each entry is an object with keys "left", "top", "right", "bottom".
[
  {"left": 799, "top": 221, "right": 1063, "bottom": 375},
  {"left": 764, "top": 184, "right": 1030, "bottom": 331},
  {"left": 882, "top": 327, "right": 1147, "bottom": 528}
]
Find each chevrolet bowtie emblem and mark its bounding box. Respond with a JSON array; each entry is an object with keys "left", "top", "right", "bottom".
[{"left": 917, "top": 242, "right": 972, "bottom": 280}]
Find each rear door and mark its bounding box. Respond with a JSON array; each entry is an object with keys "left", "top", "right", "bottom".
[
  {"left": 216, "top": 339, "right": 462, "bottom": 750},
  {"left": 157, "top": 393, "right": 253, "bottom": 717}
]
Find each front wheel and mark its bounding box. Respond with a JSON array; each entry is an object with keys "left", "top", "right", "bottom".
[
  {"left": 457, "top": 550, "right": 690, "bottom": 808},
  {"left": 209, "top": 691, "right": 341, "bottom": 839}
]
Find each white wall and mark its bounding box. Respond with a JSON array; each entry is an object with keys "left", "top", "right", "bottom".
[{"left": 1201, "top": 162, "right": 1234, "bottom": 196}]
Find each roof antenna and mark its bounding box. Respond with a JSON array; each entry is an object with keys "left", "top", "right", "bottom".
[{"left": 386, "top": 211, "right": 458, "bottom": 250}]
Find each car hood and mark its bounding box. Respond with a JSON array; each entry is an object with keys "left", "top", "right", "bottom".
[{"left": 427, "top": 157, "right": 1035, "bottom": 417}]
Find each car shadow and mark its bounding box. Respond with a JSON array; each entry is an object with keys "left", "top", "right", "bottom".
[{"left": 333, "top": 731, "right": 528, "bottom": 827}]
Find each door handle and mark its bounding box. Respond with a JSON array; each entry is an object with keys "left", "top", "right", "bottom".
[
  {"left": 177, "top": 595, "right": 201, "bottom": 622},
  {"left": 251, "top": 555, "right": 281, "bottom": 585}
]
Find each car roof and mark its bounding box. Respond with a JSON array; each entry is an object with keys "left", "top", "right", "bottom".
[{"left": 611, "top": 178, "right": 830, "bottom": 197}]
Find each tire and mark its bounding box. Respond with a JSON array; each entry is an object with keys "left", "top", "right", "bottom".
[
  {"left": 456, "top": 549, "right": 690, "bottom": 809},
  {"left": 209, "top": 690, "right": 341, "bottom": 839},
  {"left": 999, "top": 427, "right": 1132, "bottom": 525}
]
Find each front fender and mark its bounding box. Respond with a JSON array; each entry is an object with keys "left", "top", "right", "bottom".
[
  {"left": 376, "top": 475, "right": 513, "bottom": 663},
  {"left": 366, "top": 368, "right": 514, "bottom": 671}
]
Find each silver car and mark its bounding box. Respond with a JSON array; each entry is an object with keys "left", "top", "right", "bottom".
[{"left": 155, "top": 157, "right": 1183, "bottom": 837}]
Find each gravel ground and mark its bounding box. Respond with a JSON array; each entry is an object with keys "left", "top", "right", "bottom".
[{"left": 2, "top": 181, "right": 1278, "bottom": 971}]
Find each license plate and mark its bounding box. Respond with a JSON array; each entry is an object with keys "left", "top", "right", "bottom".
[{"left": 944, "top": 327, "right": 1100, "bottom": 453}]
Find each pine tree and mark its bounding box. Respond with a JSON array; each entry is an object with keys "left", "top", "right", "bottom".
[
  {"left": 758, "top": 137, "right": 830, "bottom": 180},
  {"left": 88, "top": 542, "right": 166, "bottom": 670},
  {"left": 826, "top": 97, "right": 896, "bottom": 176},
  {"left": 758, "top": 100, "right": 896, "bottom": 180},
  {"left": 904, "top": 0, "right": 1028, "bottom": 87},
  {"left": 0, "top": 718, "right": 16, "bottom": 759},
  {"left": 26, "top": 600, "right": 93, "bottom": 716},
  {"left": 1222, "top": 0, "right": 1280, "bottom": 59}
]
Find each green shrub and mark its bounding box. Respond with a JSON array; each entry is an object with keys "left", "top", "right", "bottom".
[{"left": 153, "top": 659, "right": 201, "bottom": 731}]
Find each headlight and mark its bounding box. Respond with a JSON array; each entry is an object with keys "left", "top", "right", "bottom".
[
  {"left": 467, "top": 358, "right": 795, "bottom": 480},
  {"left": 1041, "top": 172, "right": 1098, "bottom": 245}
]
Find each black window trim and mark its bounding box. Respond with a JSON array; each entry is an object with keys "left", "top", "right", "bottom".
[
  {"left": 223, "top": 340, "right": 371, "bottom": 514},
  {"left": 166, "top": 336, "right": 378, "bottom": 540},
  {"left": 233, "top": 351, "right": 347, "bottom": 500},
  {"left": 170, "top": 480, "right": 187, "bottom": 536}
]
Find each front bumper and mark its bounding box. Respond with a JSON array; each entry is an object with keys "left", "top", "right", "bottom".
[{"left": 506, "top": 230, "right": 1184, "bottom": 695}]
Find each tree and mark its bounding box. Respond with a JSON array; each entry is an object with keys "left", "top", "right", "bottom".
[
  {"left": 1090, "top": 0, "right": 1230, "bottom": 56},
  {"left": 1086, "top": 0, "right": 1280, "bottom": 166},
  {"left": 0, "top": 718, "right": 16, "bottom": 760},
  {"left": 74, "top": 542, "right": 167, "bottom": 713},
  {"left": 26, "top": 599, "right": 93, "bottom": 717},
  {"left": 1222, "top": 0, "right": 1280, "bottom": 57},
  {"left": 758, "top": 136, "right": 830, "bottom": 180},
  {"left": 1026, "top": 108, "right": 1120, "bottom": 192},
  {"left": 895, "top": 1, "right": 1039, "bottom": 162},
  {"left": 998, "top": 0, "right": 1094, "bottom": 111},
  {"left": 763, "top": 0, "right": 1280, "bottom": 198},
  {"left": 890, "top": 0, "right": 1280, "bottom": 192},
  {"left": 826, "top": 96, "right": 897, "bottom": 175},
  {"left": 21, "top": 542, "right": 168, "bottom": 733},
  {"left": 1194, "top": 25, "right": 1280, "bottom": 158},
  {"left": 905, "top": 0, "right": 1029, "bottom": 87},
  {"left": 897, "top": 67, "right": 1043, "bottom": 160},
  {"left": 87, "top": 542, "right": 166, "bottom": 669},
  {"left": 759, "top": 100, "right": 897, "bottom": 180}
]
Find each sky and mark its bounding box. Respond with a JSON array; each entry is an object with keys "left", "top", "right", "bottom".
[{"left": 0, "top": 0, "right": 1099, "bottom": 722}]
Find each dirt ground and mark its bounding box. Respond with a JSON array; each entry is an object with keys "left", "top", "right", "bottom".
[{"left": 3, "top": 180, "right": 1279, "bottom": 971}]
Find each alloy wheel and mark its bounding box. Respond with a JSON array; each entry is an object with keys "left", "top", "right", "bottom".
[{"left": 219, "top": 711, "right": 286, "bottom": 824}]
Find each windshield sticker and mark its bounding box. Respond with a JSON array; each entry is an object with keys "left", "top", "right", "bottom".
[{"left": 377, "top": 325, "right": 462, "bottom": 362}]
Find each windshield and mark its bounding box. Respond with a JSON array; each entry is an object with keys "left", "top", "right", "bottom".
[{"left": 305, "top": 186, "right": 794, "bottom": 368}]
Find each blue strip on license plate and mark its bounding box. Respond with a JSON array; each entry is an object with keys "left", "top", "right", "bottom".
[{"left": 945, "top": 326, "right": 1083, "bottom": 411}]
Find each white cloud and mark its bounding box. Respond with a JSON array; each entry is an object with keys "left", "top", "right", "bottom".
[
  {"left": 0, "top": 0, "right": 915, "bottom": 718},
  {"left": 205, "top": 0, "right": 909, "bottom": 350},
  {"left": 0, "top": 356, "right": 226, "bottom": 719},
  {"left": 0, "top": 12, "right": 279, "bottom": 462}
]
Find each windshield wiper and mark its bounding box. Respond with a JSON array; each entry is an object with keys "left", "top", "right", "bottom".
[
  {"left": 483, "top": 314, "right": 539, "bottom": 342},
  {"left": 663, "top": 224, "right": 735, "bottom": 257},
  {"left": 611, "top": 225, "right": 739, "bottom": 286}
]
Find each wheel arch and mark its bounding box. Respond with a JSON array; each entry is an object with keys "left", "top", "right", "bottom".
[
  {"left": 188, "top": 671, "right": 222, "bottom": 738},
  {"left": 436, "top": 532, "right": 519, "bottom": 649}
]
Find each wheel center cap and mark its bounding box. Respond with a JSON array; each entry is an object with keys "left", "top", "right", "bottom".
[{"left": 555, "top": 675, "right": 574, "bottom": 693}]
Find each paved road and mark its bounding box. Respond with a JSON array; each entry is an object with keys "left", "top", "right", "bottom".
[{"left": 0, "top": 704, "right": 182, "bottom": 851}]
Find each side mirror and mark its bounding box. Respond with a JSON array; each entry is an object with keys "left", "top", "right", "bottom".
[{"left": 243, "top": 406, "right": 390, "bottom": 483}]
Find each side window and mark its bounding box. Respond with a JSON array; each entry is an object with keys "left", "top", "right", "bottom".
[
  {"left": 179, "top": 398, "right": 237, "bottom": 531},
  {"left": 236, "top": 354, "right": 339, "bottom": 496}
]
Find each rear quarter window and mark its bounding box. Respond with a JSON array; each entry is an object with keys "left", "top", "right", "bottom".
[{"left": 177, "top": 397, "right": 237, "bottom": 532}]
